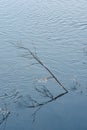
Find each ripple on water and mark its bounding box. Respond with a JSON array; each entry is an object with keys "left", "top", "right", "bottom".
[{"left": 0, "top": 0, "right": 87, "bottom": 129}]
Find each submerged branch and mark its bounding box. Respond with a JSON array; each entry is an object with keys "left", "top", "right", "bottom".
[
  {"left": 22, "top": 91, "right": 68, "bottom": 108},
  {"left": 11, "top": 43, "right": 68, "bottom": 121},
  {"left": 15, "top": 45, "right": 68, "bottom": 93},
  {"left": 21, "top": 91, "right": 68, "bottom": 122}
]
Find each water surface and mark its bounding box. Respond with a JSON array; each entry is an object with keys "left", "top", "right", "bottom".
[{"left": 0, "top": 0, "right": 87, "bottom": 130}]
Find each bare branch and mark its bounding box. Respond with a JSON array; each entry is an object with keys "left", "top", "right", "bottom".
[
  {"left": 11, "top": 43, "right": 68, "bottom": 122},
  {"left": 12, "top": 44, "right": 68, "bottom": 93}
]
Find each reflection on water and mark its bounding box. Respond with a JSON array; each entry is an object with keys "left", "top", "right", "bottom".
[{"left": 0, "top": 0, "right": 87, "bottom": 130}]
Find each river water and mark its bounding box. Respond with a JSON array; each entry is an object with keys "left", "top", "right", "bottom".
[{"left": 0, "top": 0, "right": 87, "bottom": 130}]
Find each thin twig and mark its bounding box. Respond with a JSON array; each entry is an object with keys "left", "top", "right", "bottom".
[
  {"left": 11, "top": 43, "right": 68, "bottom": 122},
  {"left": 15, "top": 45, "right": 68, "bottom": 93}
]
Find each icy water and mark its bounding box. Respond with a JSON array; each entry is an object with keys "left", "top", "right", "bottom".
[{"left": 0, "top": 0, "right": 87, "bottom": 130}]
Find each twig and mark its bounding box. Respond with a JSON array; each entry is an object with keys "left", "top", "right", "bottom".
[
  {"left": 11, "top": 43, "right": 68, "bottom": 121},
  {"left": 14, "top": 45, "right": 68, "bottom": 93}
]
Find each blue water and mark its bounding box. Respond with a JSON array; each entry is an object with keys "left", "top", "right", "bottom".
[{"left": 0, "top": 0, "right": 87, "bottom": 130}]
